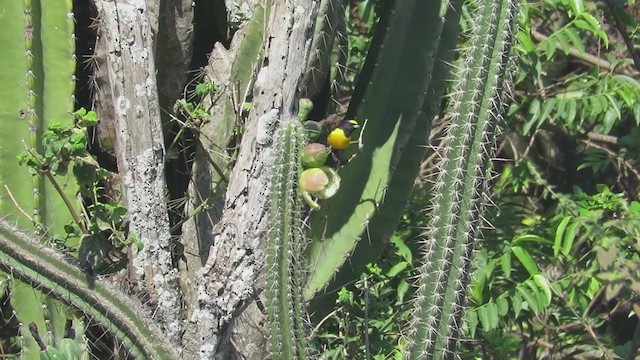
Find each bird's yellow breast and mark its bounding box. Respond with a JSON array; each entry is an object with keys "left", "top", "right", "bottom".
[{"left": 327, "top": 128, "right": 351, "bottom": 150}]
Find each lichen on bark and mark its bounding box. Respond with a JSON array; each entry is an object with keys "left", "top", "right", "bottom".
[{"left": 187, "top": 1, "right": 321, "bottom": 358}]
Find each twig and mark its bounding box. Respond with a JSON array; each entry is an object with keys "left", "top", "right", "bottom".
[
  {"left": 23, "top": 146, "right": 88, "bottom": 234},
  {"left": 531, "top": 30, "right": 615, "bottom": 72},
  {"left": 551, "top": 284, "right": 614, "bottom": 360},
  {"left": 3, "top": 185, "right": 34, "bottom": 223},
  {"left": 309, "top": 309, "right": 339, "bottom": 339},
  {"left": 44, "top": 171, "right": 88, "bottom": 234},
  {"left": 580, "top": 138, "right": 640, "bottom": 184},
  {"left": 587, "top": 132, "right": 618, "bottom": 145}
]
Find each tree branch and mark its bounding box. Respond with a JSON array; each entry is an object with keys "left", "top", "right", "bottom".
[{"left": 531, "top": 30, "right": 615, "bottom": 72}]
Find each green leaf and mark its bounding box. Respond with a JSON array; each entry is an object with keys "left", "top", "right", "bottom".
[
  {"left": 397, "top": 279, "right": 409, "bottom": 304},
  {"left": 110, "top": 205, "right": 128, "bottom": 228},
  {"left": 511, "top": 246, "right": 540, "bottom": 276},
  {"left": 573, "top": 19, "right": 592, "bottom": 32},
  {"left": 513, "top": 234, "right": 552, "bottom": 245},
  {"left": 566, "top": 99, "right": 578, "bottom": 123},
  {"left": 564, "top": 27, "right": 584, "bottom": 54},
  {"left": 517, "top": 284, "right": 541, "bottom": 313},
  {"left": 579, "top": 13, "right": 608, "bottom": 46},
  {"left": 500, "top": 251, "right": 512, "bottom": 278},
  {"left": 602, "top": 107, "right": 617, "bottom": 134},
  {"left": 391, "top": 235, "right": 413, "bottom": 263},
  {"left": 541, "top": 98, "right": 556, "bottom": 122},
  {"left": 512, "top": 292, "right": 524, "bottom": 318},
  {"left": 555, "top": 32, "right": 571, "bottom": 55},
  {"left": 569, "top": 0, "right": 584, "bottom": 15},
  {"left": 129, "top": 233, "right": 143, "bottom": 252},
  {"left": 517, "top": 30, "right": 536, "bottom": 52},
  {"left": 386, "top": 261, "right": 408, "bottom": 277},
  {"left": 466, "top": 309, "right": 479, "bottom": 338},
  {"left": 554, "top": 216, "right": 572, "bottom": 257},
  {"left": 533, "top": 274, "right": 552, "bottom": 306},
  {"left": 544, "top": 38, "right": 557, "bottom": 59},
  {"left": 612, "top": 74, "right": 639, "bottom": 86},
  {"left": 496, "top": 294, "right": 509, "bottom": 316},
  {"left": 562, "top": 222, "right": 579, "bottom": 256},
  {"left": 477, "top": 302, "right": 499, "bottom": 332}
]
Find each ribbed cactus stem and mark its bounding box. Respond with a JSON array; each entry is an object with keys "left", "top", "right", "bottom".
[
  {"left": 15, "top": 0, "right": 77, "bottom": 232},
  {"left": 265, "top": 120, "right": 308, "bottom": 359},
  {"left": 41, "top": 0, "right": 76, "bottom": 115},
  {"left": 23, "top": 0, "right": 43, "bottom": 227},
  {"left": 407, "top": 0, "right": 517, "bottom": 359},
  {"left": 303, "top": 0, "right": 343, "bottom": 99},
  {"left": 0, "top": 220, "right": 178, "bottom": 360}
]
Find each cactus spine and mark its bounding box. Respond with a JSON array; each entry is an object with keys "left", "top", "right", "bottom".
[
  {"left": 407, "top": 0, "right": 518, "bottom": 358},
  {"left": 265, "top": 120, "right": 308, "bottom": 359}
]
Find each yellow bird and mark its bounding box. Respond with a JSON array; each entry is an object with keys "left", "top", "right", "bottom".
[{"left": 326, "top": 119, "right": 359, "bottom": 150}]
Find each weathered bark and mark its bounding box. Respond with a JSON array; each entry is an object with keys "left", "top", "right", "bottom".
[
  {"left": 179, "top": 0, "right": 264, "bottom": 314},
  {"left": 186, "top": 1, "right": 320, "bottom": 358},
  {"left": 93, "top": 0, "right": 183, "bottom": 344},
  {"left": 91, "top": 0, "right": 320, "bottom": 357},
  {"left": 91, "top": 0, "right": 194, "bottom": 164}
]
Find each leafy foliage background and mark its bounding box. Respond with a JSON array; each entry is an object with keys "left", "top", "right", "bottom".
[{"left": 313, "top": 0, "right": 640, "bottom": 359}]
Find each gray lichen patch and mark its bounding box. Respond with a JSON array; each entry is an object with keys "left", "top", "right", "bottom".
[
  {"left": 256, "top": 108, "right": 279, "bottom": 146},
  {"left": 116, "top": 96, "right": 131, "bottom": 116}
]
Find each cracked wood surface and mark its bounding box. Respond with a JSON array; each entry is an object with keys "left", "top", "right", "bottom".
[
  {"left": 94, "top": 0, "right": 182, "bottom": 345},
  {"left": 187, "top": 1, "right": 320, "bottom": 358}
]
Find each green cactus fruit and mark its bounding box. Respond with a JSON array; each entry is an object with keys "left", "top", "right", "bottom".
[
  {"left": 297, "top": 98, "right": 314, "bottom": 121},
  {"left": 300, "top": 167, "right": 340, "bottom": 199},
  {"left": 301, "top": 168, "right": 329, "bottom": 193},
  {"left": 301, "top": 143, "right": 329, "bottom": 168}
]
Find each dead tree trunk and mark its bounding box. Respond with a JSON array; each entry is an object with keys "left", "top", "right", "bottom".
[{"left": 92, "top": 0, "right": 319, "bottom": 358}]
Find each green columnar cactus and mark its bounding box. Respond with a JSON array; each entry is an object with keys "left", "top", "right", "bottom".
[
  {"left": 0, "top": 2, "right": 78, "bottom": 359},
  {"left": 305, "top": 0, "right": 448, "bottom": 300},
  {"left": 0, "top": 1, "right": 32, "bottom": 227},
  {"left": 303, "top": 0, "right": 344, "bottom": 99},
  {"left": 406, "top": 0, "right": 518, "bottom": 358},
  {"left": 0, "top": 220, "right": 178, "bottom": 360},
  {"left": 11, "top": 287, "right": 88, "bottom": 360},
  {"left": 0, "top": 0, "right": 77, "bottom": 232},
  {"left": 265, "top": 120, "right": 308, "bottom": 359}
]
